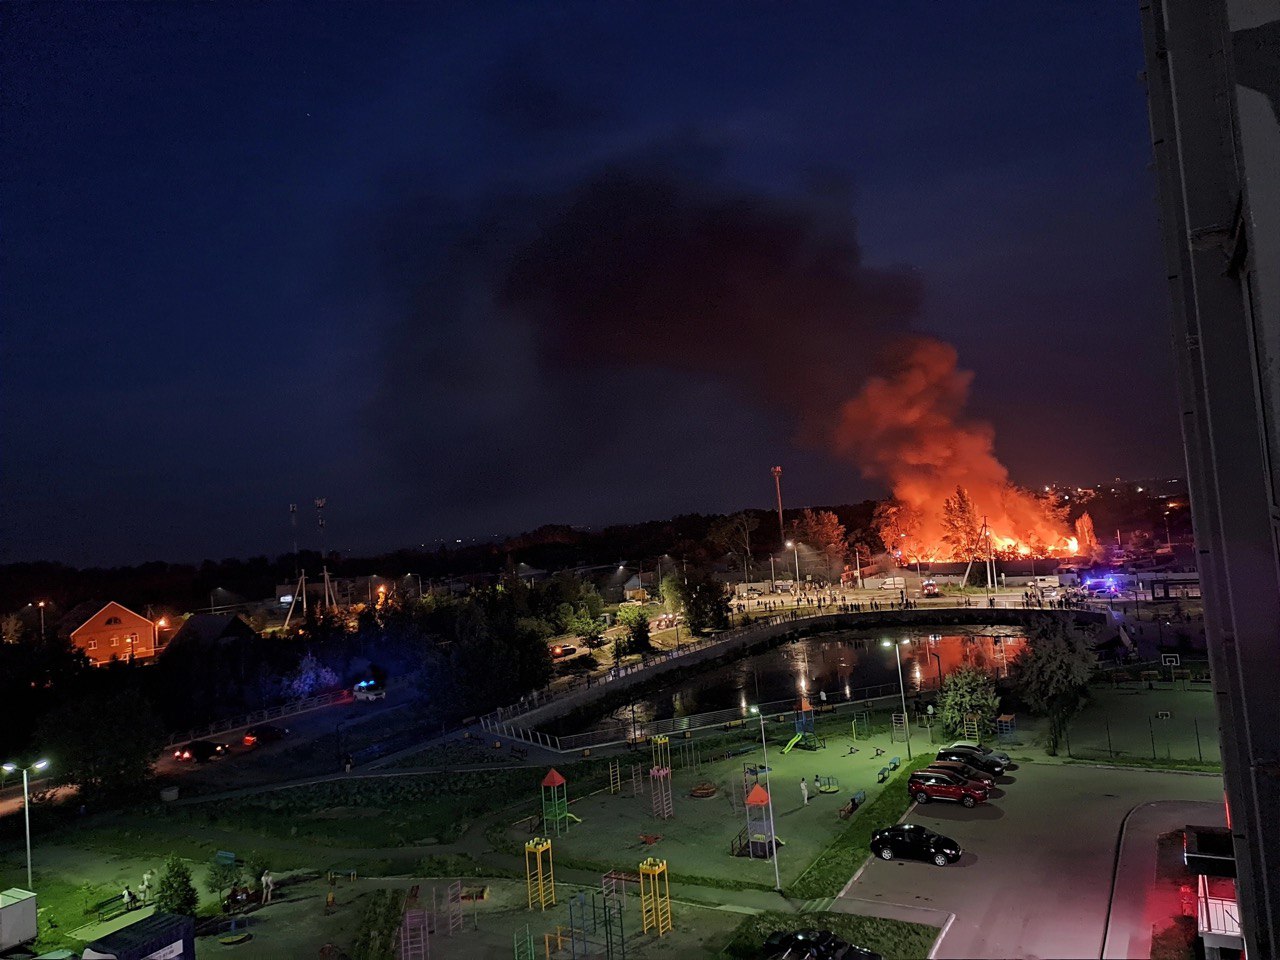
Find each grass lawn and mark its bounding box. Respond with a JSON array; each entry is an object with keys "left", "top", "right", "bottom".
[
  {"left": 787, "top": 756, "right": 933, "bottom": 900},
  {"left": 719, "top": 909, "right": 938, "bottom": 960}
]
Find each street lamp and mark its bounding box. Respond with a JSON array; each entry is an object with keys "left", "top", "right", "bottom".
[
  {"left": 880, "top": 640, "right": 913, "bottom": 760},
  {"left": 3, "top": 759, "right": 49, "bottom": 890},
  {"left": 36, "top": 601, "right": 46, "bottom": 641},
  {"left": 785, "top": 540, "right": 800, "bottom": 584},
  {"left": 748, "top": 706, "right": 783, "bottom": 890}
]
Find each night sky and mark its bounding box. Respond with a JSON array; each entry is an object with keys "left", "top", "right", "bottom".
[{"left": 1, "top": 3, "right": 1180, "bottom": 566}]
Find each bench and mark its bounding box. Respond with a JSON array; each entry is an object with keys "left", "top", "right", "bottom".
[
  {"left": 888, "top": 756, "right": 901, "bottom": 771},
  {"left": 837, "top": 790, "right": 868, "bottom": 820},
  {"left": 876, "top": 767, "right": 891, "bottom": 784},
  {"left": 510, "top": 746, "right": 528, "bottom": 761},
  {"left": 92, "top": 893, "right": 125, "bottom": 922}
]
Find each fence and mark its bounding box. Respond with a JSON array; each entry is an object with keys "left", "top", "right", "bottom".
[
  {"left": 1064, "top": 678, "right": 1221, "bottom": 765},
  {"left": 164, "top": 688, "right": 356, "bottom": 748}
]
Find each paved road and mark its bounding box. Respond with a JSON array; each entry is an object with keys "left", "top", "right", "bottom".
[{"left": 839, "top": 763, "right": 1223, "bottom": 960}]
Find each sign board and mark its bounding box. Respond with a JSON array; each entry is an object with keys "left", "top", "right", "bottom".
[
  {"left": 215, "top": 850, "right": 236, "bottom": 866},
  {"left": 1156, "top": 711, "right": 1172, "bottom": 720},
  {"left": 1161, "top": 654, "right": 1181, "bottom": 667}
]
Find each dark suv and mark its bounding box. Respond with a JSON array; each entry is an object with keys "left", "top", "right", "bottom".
[
  {"left": 908, "top": 769, "right": 989, "bottom": 807},
  {"left": 935, "top": 747, "right": 1005, "bottom": 777},
  {"left": 925, "top": 760, "right": 996, "bottom": 786}
]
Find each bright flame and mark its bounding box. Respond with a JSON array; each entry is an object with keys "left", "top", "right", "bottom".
[{"left": 833, "top": 337, "right": 1076, "bottom": 559}]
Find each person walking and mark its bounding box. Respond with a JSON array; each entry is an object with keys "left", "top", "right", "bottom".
[
  {"left": 800, "top": 777, "right": 809, "bottom": 806},
  {"left": 140, "top": 870, "right": 153, "bottom": 904},
  {"left": 261, "top": 870, "right": 274, "bottom": 905}
]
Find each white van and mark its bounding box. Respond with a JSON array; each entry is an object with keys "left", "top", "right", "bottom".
[{"left": 878, "top": 576, "right": 906, "bottom": 590}]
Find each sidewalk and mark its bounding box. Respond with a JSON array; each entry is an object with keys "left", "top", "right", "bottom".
[{"left": 1101, "top": 799, "right": 1223, "bottom": 959}]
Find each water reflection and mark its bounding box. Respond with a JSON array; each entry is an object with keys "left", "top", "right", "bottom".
[{"left": 563, "top": 624, "right": 1025, "bottom": 735}]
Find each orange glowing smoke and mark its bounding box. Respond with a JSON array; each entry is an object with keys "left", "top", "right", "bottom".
[{"left": 833, "top": 337, "right": 1074, "bottom": 560}]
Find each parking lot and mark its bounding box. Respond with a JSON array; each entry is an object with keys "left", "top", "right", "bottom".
[{"left": 839, "top": 762, "right": 1223, "bottom": 959}]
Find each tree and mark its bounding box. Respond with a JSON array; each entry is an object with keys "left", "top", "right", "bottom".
[
  {"left": 791, "top": 509, "right": 848, "bottom": 581},
  {"left": 567, "top": 612, "right": 605, "bottom": 648},
  {"left": 34, "top": 688, "right": 163, "bottom": 800},
  {"left": 675, "top": 569, "right": 730, "bottom": 635},
  {"left": 872, "top": 500, "right": 921, "bottom": 563},
  {"left": 282, "top": 651, "right": 341, "bottom": 699},
  {"left": 940, "top": 487, "right": 981, "bottom": 561},
  {"left": 709, "top": 513, "right": 759, "bottom": 583},
  {"left": 1012, "top": 617, "right": 1096, "bottom": 755},
  {"left": 206, "top": 858, "right": 242, "bottom": 904},
  {"left": 615, "top": 605, "right": 651, "bottom": 654},
  {"left": 937, "top": 665, "right": 1000, "bottom": 738},
  {"left": 659, "top": 574, "right": 683, "bottom": 615},
  {"left": 155, "top": 855, "right": 199, "bottom": 916}
]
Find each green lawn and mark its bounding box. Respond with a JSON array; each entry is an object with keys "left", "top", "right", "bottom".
[
  {"left": 719, "top": 910, "right": 939, "bottom": 960},
  {"left": 787, "top": 756, "right": 933, "bottom": 901}
]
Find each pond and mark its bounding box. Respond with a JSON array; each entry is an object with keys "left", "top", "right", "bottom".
[{"left": 559, "top": 623, "right": 1027, "bottom": 736}]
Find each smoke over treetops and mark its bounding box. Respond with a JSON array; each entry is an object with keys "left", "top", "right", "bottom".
[{"left": 373, "top": 160, "right": 1071, "bottom": 555}]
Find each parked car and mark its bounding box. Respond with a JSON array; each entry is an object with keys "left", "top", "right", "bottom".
[
  {"left": 869, "top": 823, "right": 962, "bottom": 866},
  {"left": 948, "top": 740, "right": 1012, "bottom": 764},
  {"left": 908, "top": 769, "right": 989, "bottom": 807},
  {"left": 763, "top": 928, "right": 881, "bottom": 960},
  {"left": 935, "top": 747, "right": 1006, "bottom": 777},
  {"left": 242, "top": 724, "right": 289, "bottom": 747},
  {"left": 352, "top": 679, "right": 386, "bottom": 702},
  {"left": 173, "top": 740, "right": 230, "bottom": 763},
  {"left": 878, "top": 577, "right": 906, "bottom": 590},
  {"left": 924, "top": 761, "right": 996, "bottom": 786}
]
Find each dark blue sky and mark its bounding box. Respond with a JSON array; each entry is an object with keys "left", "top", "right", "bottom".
[{"left": 1, "top": 3, "right": 1179, "bottom": 566}]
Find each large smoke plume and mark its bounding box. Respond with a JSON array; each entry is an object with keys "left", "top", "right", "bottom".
[{"left": 372, "top": 158, "right": 1069, "bottom": 554}]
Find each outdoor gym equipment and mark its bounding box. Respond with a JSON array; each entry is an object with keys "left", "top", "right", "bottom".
[
  {"left": 525, "top": 837, "right": 555, "bottom": 911},
  {"left": 541, "top": 769, "right": 571, "bottom": 836},
  {"left": 639, "top": 858, "right": 672, "bottom": 936}
]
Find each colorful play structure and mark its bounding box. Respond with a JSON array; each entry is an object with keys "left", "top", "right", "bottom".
[
  {"left": 522, "top": 858, "right": 672, "bottom": 958},
  {"left": 525, "top": 837, "right": 556, "bottom": 911},
  {"left": 541, "top": 768, "right": 580, "bottom": 836},
  {"left": 649, "top": 736, "right": 674, "bottom": 820},
  {"left": 782, "top": 696, "right": 826, "bottom": 752},
  {"left": 731, "top": 783, "right": 779, "bottom": 859},
  {"left": 398, "top": 880, "right": 465, "bottom": 959},
  {"left": 639, "top": 857, "right": 672, "bottom": 936}
]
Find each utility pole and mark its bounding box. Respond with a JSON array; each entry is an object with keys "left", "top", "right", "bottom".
[{"left": 771, "top": 466, "right": 785, "bottom": 549}]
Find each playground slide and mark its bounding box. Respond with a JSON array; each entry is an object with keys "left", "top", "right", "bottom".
[{"left": 782, "top": 733, "right": 803, "bottom": 754}]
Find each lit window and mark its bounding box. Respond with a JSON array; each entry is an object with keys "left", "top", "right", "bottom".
[
  {"left": 87, "top": 640, "right": 97, "bottom": 650},
  {"left": 105, "top": 616, "right": 122, "bottom": 625},
  {"left": 111, "top": 638, "right": 119, "bottom": 646}
]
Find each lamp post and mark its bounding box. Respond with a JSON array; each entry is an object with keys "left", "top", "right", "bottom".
[
  {"left": 37, "top": 601, "right": 46, "bottom": 641},
  {"left": 3, "top": 759, "right": 49, "bottom": 890},
  {"left": 748, "top": 706, "right": 782, "bottom": 890},
  {"left": 881, "top": 640, "right": 913, "bottom": 759},
  {"left": 786, "top": 540, "right": 800, "bottom": 584}
]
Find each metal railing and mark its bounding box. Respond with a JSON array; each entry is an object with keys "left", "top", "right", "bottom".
[{"left": 163, "top": 688, "right": 355, "bottom": 747}]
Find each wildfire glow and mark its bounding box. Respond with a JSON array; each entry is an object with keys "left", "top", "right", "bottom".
[{"left": 833, "top": 337, "right": 1078, "bottom": 561}]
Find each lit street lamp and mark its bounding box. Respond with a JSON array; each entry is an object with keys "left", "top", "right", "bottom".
[
  {"left": 785, "top": 540, "right": 800, "bottom": 584},
  {"left": 880, "top": 640, "right": 913, "bottom": 760},
  {"left": 36, "top": 601, "right": 46, "bottom": 641},
  {"left": 747, "top": 706, "right": 783, "bottom": 890},
  {"left": 3, "top": 759, "right": 49, "bottom": 890}
]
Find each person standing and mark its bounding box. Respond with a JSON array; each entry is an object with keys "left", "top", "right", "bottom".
[
  {"left": 261, "top": 870, "right": 274, "bottom": 905},
  {"left": 800, "top": 777, "right": 809, "bottom": 806},
  {"left": 122, "top": 887, "right": 135, "bottom": 911}
]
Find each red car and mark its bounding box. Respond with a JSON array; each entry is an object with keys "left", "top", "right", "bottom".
[{"left": 908, "top": 769, "right": 989, "bottom": 808}]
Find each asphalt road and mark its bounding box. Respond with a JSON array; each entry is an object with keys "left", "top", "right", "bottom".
[{"left": 838, "top": 762, "right": 1223, "bottom": 960}]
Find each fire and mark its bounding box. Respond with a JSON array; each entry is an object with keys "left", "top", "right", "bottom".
[{"left": 832, "top": 337, "right": 1076, "bottom": 561}]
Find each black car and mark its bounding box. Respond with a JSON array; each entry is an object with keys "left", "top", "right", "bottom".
[
  {"left": 763, "top": 928, "right": 881, "bottom": 960},
  {"left": 242, "top": 724, "right": 289, "bottom": 747},
  {"left": 935, "top": 747, "right": 1005, "bottom": 776},
  {"left": 924, "top": 760, "right": 997, "bottom": 786},
  {"left": 173, "top": 740, "right": 229, "bottom": 763},
  {"left": 869, "top": 823, "right": 962, "bottom": 866}
]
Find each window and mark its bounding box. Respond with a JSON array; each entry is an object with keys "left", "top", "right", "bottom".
[
  {"left": 105, "top": 616, "right": 122, "bottom": 625},
  {"left": 111, "top": 637, "right": 119, "bottom": 647},
  {"left": 87, "top": 640, "right": 97, "bottom": 650}
]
